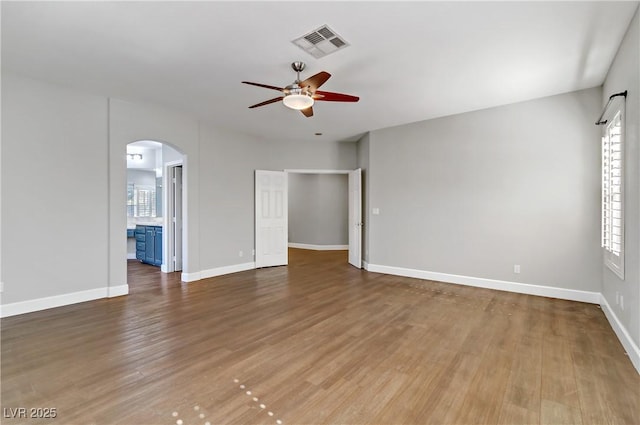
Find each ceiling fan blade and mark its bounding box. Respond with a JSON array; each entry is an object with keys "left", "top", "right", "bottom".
[
  {"left": 248, "top": 97, "right": 283, "bottom": 108},
  {"left": 299, "top": 71, "right": 331, "bottom": 92},
  {"left": 314, "top": 90, "right": 360, "bottom": 102},
  {"left": 242, "top": 81, "right": 284, "bottom": 92},
  {"left": 300, "top": 107, "right": 314, "bottom": 117}
]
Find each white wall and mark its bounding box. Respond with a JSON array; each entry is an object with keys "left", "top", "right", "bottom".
[
  {"left": 601, "top": 7, "right": 640, "bottom": 366},
  {"left": 1, "top": 73, "right": 109, "bottom": 305},
  {"left": 288, "top": 173, "right": 348, "bottom": 247},
  {"left": 125, "top": 147, "right": 157, "bottom": 170},
  {"left": 162, "top": 143, "right": 183, "bottom": 164},
  {"left": 367, "top": 87, "right": 603, "bottom": 298},
  {"left": 127, "top": 169, "right": 156, "bottom": 187}
]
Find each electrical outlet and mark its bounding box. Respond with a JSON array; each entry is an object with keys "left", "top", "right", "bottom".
[
  {"left": 252, "top": 249, "right": 255, "bottom": 256},
  {"left": 514, "top": 264, "right": 521, "bottom": 274},
  {"left": 239, "top": 250, "right": 244, "bottom": 257}
]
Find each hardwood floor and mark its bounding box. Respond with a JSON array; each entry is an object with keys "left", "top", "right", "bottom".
[{"left": 2, "top": 249, "right": 638, "bottom": 425}]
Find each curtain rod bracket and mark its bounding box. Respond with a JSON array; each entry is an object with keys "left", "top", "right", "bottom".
[{"left": 596, "top": 90, "right": 627, "bottom": 125}]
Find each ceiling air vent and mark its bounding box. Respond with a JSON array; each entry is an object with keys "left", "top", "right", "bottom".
[{"left": 292, "top": 25, "right": 350, "bottom": 59}]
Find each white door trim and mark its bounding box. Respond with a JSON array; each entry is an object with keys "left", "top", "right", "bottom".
[
  {"left": 348, "top": 168, "right": 363, "bottom": 268},
  {"left": 163, "top": 159, "right": 184, "bottom": 273},
  {"left": 285, "top": 169, "right": 351, "bottom": 175}
]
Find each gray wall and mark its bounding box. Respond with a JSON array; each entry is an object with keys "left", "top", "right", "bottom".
[
  {"left": 368, "top": 87, "right": 603, "bottom": 292},
  {"left": 197, "top": 124, "right": 356, "bottom": 272},
  {"left": 2, "top": 74, "right": 109, "bottom": 303},
  {"left": 288, "top": 174, "right": 348, "bottom": 246},
  {"left": 108, "top": 97, "right": 201, "bottom": 289},
  {"left": 602, "top": 8, "right": 639, "bottom": 349},
  {"left": 1, "top": 72, "right": 357, "bottom": 306}
]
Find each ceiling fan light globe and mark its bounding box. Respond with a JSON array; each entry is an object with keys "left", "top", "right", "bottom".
[{"left": 283, "top": 94, "right": 314, "bottom": 110}]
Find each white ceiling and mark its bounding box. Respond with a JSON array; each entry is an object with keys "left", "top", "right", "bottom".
[{"left": 2, "top": 1, "right": 638, "bottom": 143}]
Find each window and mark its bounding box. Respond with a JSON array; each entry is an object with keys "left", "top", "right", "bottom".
[
  {"left": 127, "top": 183, "right": 157, "bottom": 218},
  {"left": 602, "top": 107, "right": 624, "bottom": 279}
]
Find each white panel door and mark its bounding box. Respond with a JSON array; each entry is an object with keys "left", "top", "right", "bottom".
[
  {"left": 348, "top": 168, "right": 362, "bottom": 268},
  {"left": 255, "top": 170, "right": 288, "bottom": 268}
]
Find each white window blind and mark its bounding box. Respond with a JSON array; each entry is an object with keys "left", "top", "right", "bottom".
[
  {"left": 601, "top": 108, "right": 624, "bottom": 279},
  {"left": 127, "top": 184, "right": 157, "bottom": 218}
]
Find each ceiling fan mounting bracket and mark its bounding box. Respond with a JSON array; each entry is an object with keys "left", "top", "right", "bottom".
[{"left": 291, "top": 61, "right": 306, "bottom": 73}]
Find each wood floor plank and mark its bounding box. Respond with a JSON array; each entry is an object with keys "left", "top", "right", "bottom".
[
  {"left": 540, "top": 399, "right": 583, "bottom": 425},
  {"left": 1, "top": 248, "right": 638, "bottom": 424}
]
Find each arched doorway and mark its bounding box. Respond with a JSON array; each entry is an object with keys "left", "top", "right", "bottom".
[{"left": 126, "top": 140, "right": 186, "bottom": 280}]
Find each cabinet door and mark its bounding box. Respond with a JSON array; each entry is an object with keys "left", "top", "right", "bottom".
[
  {"left": 135, "top": 226, "right": 146, "bottom": 240},
  {"left": 136, "top": 241, "right": 146, "bottom": 261},
  {"left": 136, "top": 225, "right": 146, "bottom": 261},
  {"left": 145, "top": 227, "right": 156, "bottom": 264},
  {"left": 154, "top": 227, "right": 163, "bottom": 266}
]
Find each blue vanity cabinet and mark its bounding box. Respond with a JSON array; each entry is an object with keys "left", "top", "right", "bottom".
[{"left": 135, "top": 225, "right": 162, "bottom": 266}]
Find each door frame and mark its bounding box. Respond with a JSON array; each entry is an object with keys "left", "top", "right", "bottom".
[
  {"left": 284, "top": 169, "right": 362, "bottom": 268},
  {"left": 348, "top": 168, "right": 362, "bottom": 268},
  {"left": 163, "top": 160, "right": 184, "bottom": 273}
]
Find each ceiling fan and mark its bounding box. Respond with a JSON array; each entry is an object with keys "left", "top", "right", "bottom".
[{"left": 242, "top": 61, "right": 359, "bottom": 117}]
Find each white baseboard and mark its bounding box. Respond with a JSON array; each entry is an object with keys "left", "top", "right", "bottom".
[
  {"left": 183, "top": 262, "right": 256, "bottom": 283},
  {"left": 288, "top": 243, "right": 348, "bottom": 251},
  {"left": 108, "top": 284, "right": 129, "bottom": 298},
  {"left": 600, "top": 294, "right": 640, "bottom": 374},
  {"left": 366, "top": 263, "right": 601, "bottom": 304},
  {"left": 1, "top": 287, "right": 109, "bottom": 318},
  {"left": 127, "top": 253, "right": 136, "bottom": 260},
  {"left": 181, "top": 271, "right": 200, "bottom": 282}
]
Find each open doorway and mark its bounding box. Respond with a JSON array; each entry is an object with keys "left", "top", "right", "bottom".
[
  {"left": 287, "top": 169, "right": 361, "bottom": 267},
  {"left": 288, "top": 172, "right": 349, "bottom": 250},
  {"left": 254, "top": 169, "right": 362, "bottom": 269},
  {"left": 126, "top": 141, "right": 185, "bottom": 284}
]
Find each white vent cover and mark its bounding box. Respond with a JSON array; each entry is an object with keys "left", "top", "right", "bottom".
[{"left": 292, "top": 25, "right": 350, "bottom": 59}]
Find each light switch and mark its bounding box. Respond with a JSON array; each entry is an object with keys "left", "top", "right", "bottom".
[{"left": 372, "top": 208, "right": 380, "bottom": 215}]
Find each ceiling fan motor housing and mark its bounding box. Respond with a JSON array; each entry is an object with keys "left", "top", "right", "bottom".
[{"left": 285, "top": 84, "right": 312, "bottom": 96}]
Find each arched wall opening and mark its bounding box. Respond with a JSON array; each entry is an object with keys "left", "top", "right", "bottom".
[
  {"left": 126, "top": 141, "right": 186, "bottom": 280},
  {"left": 107, "top": 98, "right": 200, "bottom": 297}
]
